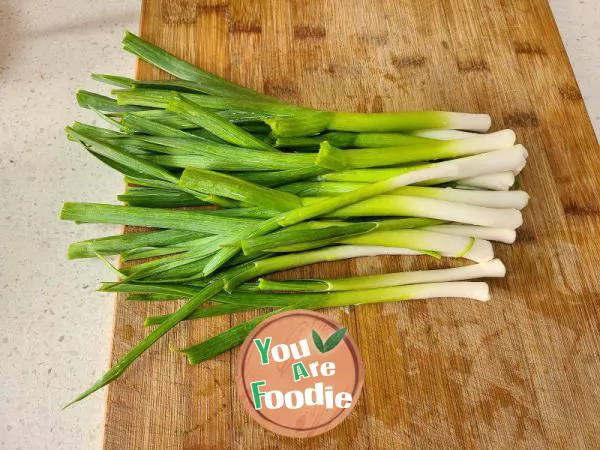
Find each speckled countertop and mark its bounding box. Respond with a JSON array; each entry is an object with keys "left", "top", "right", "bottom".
[{"left": 0, "top": 1, "right": 597, "bottom": 449}]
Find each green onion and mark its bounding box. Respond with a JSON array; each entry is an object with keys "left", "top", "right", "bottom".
[
  {"left": 181, "top": 281, "right": 489, "bottom": 364},
  {"left": 338, "top": 230, "right": 492, "bottom": 262},
  {"left": 118, "top": 236, "right": 227, "bottom": 281},
  {"left": 267, "top": 111, "right": 492, "bottom": 137},
  {"left": 221, "top": 244, "right": 458, "bottom": 292},
  {"left": 275, "top": 164, "right": 459, "bottom": 227},
  {"left": 120, "top": 110, "right": 198, "bottom": 128},
  {"left": 205, "top": 194, "right": 523, "bottom": 229},
  {"left": 243, "top": 218, "right": 444, "bottom": 253},
  {"left": 258, "top": 259, "right": 505, "bottom": 292},
  {"left": 305, "top": 195, "right": 524, "bottom": 227},
  {"left": 67, "top": 126, "right": 240, "bottom": 207},
  {"left": 61, "top": 31, "right": 530, "bottom": 406},
  {"left": 422, "top": 225, "right": 517, "bottom": 244},
  {"left": 314, "top": 130, "right": 515, "bottom": 170},
  {"left": 129, "top": 294, "right": 186, "bottom": 301},
  {"left": 455, "top": 172, "right": 516, "bottom": 190},
  {"left": 281, "top": 182, "right": 529, "bottom": 209},
  {"left": 319, "top": 146, "right": 527, "bottom": 184},
  {"left": 69, "top": 122, "right": 129, "bottom": 141},
  {"left": 121, "top": 247, "right": 187, "bottom": 262}
]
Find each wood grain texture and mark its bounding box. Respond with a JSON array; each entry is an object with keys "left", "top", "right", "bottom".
[{"left": 103, "top": 0, "right": 600, "bottom": 448}]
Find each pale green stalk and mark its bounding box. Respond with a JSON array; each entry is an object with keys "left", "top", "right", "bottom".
[
  {"left": 220, "top": 244, "right": 456, "bottom": 292},
  {"left": 208, "top": 195, "right": 523, "bottom": 229},
  {"left": 281, "top": 183, "right": 529, "bottom": 209},
  {"left": 338, "top": 230, "right": 493, "bottom": 262},
  {"left": 274, "top": 131, "right": 432, "bottom": 149},
  {"left": 276, "top": 164, "right": 459, "bottom": 227},
  {"left": 318, "top": 146, "right": 527, "bottom": 184},
  {"left": 267, "top": 111, "right": 492, "bottom": 137},
  {"left": 315, "top": 196, "right": 523, "bottom": 228},
  {"left": 388, "top": 186, "right": 528, "bottom": 209},
  {"left": 421, "top": 225, "right": 517, "bottom": 244},
  {"left": 251, "top": 218, "right": 444, "bottom": 253},
  {"left": 455, "top": 172, "right": 516, "bottom": 190},
  {"left": 258, "top": 259, "right": 505, "bottom": 292},
  {"left": 315, "top": 130, "right": 515, "bottom": 170},
  {"left": 410, "top": 129, "right": 482, "bottom": 140}
]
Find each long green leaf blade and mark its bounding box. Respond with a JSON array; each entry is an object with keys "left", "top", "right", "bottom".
[
  {"left": 60, "top": 203, "right": 258, "bottom": 234},
  {"left": 65, "top": 126, "right": 179, "bottom": 183},
  {"left": 179, "top": 168, "right": 303, "bottom": 211},
  {"left": 68, "top": 229, "right": 203, "bottom": 259},
  {"left": 166, "top": 95, "right": 277, "bottom": 151},
  {"left": 122, "top": 31, "right": 264, "bottom": 99},
  {"left": 76, "top": 90, "right": 148, "bottom": 112}
]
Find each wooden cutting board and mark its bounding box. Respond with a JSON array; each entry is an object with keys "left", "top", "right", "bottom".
[{"left": 103, "top": 0, "right": 600, "bottom": 447}]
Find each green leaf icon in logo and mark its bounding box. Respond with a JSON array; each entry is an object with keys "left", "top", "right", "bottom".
[{"left": 312, "top": 328, "right": 347, "bottom": 353}]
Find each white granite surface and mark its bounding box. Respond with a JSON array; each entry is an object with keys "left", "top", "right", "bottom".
[{"left": 0, "top": 1, "right": 597, "bottom": 449}]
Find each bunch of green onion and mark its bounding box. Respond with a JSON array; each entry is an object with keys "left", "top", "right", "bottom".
[{"left": 61, "top": 31, "right": 529, "bottom": 406}]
